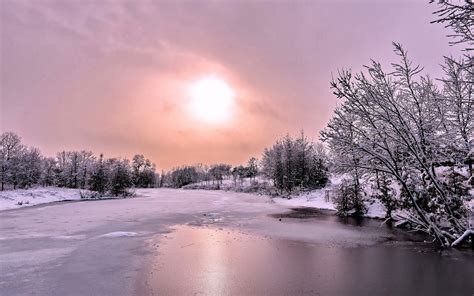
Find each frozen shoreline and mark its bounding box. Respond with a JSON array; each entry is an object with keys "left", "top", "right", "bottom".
[
  {"left": 0, "top": 187, "right": 89, "bottom": 211},
  {"left": 0, "top": 187, "right": 123, "bottom": 211}
]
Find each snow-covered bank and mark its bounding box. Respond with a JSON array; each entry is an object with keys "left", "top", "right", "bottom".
[
  {"left": 272, "top": 188, "right": 387, "bottom": 219},
  {"left": 272, "top": 175, "right": 340, "bottom": 212},
  {"left": 275, "top": 173, "right": 473, "bottom": 221},
  {"left": 273, "top": 189, "right": 335, "bottom": 211},
  {"left": 0, "top": 188, "right": 92, "bottom": 211}
]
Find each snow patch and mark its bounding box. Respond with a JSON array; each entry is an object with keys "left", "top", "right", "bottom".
[
  {"left": 99, "top": 231, "right": 138, "bottom": 238},
  {"left": 364, "top": 200, "right": 386, "bottom": 219},
  {"left": 54, "top": 235, "right": 87, "bottom": 240}
]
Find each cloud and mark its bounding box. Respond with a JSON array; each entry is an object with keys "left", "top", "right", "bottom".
[{"left": 1, "top": 0, "right": 458, "bottom": 169}]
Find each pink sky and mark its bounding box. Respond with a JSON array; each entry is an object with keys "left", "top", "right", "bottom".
[{"left": 0, "top": 0, "right": 461, "bottom": 169}]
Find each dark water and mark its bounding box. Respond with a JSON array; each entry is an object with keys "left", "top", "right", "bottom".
[{"left": 142, "top": 210, "right": 474, "bottom": 296}]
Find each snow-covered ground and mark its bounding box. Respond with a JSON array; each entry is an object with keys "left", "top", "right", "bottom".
[{"left": 0, "top": 187, "right": 91, "bottom": 211}]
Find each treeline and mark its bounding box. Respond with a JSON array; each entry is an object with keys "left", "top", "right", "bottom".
[
  {"left": 321, "top": 2, "right": 473, "bottom": 247},
  {"left": 1, "top": 130, "right": 330, "bottom": 196},
  {"left": 0, "top": 132, "right": 157, "bottom": 196},
  {"left": 165, "top": 133, "right": 329, "bottom": 194},
  {"left": 232, "top": 157, "right": 258, "bottom": 184},
  {"left": 164, "top": 162, "right": 255, "bottom": 189}
]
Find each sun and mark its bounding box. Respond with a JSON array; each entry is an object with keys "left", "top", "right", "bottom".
[{"left": 188, "top": 76, "right": 235, "bottom": 123}]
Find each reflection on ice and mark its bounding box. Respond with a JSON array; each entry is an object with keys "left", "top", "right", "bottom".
[{"left": 147, "top": 225, "right": 474, "bottom": 296}]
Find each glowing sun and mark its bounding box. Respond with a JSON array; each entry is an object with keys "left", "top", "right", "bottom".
[{"left": 188, "top": 76, "right": 235, "bottom": 123}]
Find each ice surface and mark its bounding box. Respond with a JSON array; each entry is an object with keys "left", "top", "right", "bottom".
[{"left": 3, "top": 188, "right": 472, "bottom": 295}]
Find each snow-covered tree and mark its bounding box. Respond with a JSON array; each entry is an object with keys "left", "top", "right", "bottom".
[
  {"left": 54, "top": 151, "right": 69, "bottom": 187},
  {"left": 89, "top": 154, "right": 108, "bottom": 194},
  {"left": 41, "top": 157, "right": 57, "bottom": 187},
  {"left": 246, "top": 157, "right": 259, "bottom": 182},
  {"left": 432, "top": 0, "right": 473, "bottom": 51},
  {"left": 370, "top": 172, "right": 397, "bottom": 219},
  {"left": 231, "top": 165, "right": 247, "bottom": 185},
  {"left": 77, "top": 151, "right": 94, "bottom": 189},
  {"left": 0, "top": 131, "right": 148, "bottom": 195},
  {"left": 169, "top": 165, "right": 200, "bottom": 188},
  {"left": 262, "top": 133, "right": 328, "bottom": 194},
  {"left": 0, "top": 132, "right": 24, "bottom": 190},
  {"left": 131, "top": 154, "right": 156, "bottom": 188},
  {"left": 67, "top": 151, "right": 81, "bottom": 188},
  {"left": 334, "top": 178, "right": 366, "bottom": 217},
  {"left": 108, "top": 158, "right": 132, "bottom": 196},
  {"left": 441, "top": 56, "right": 473, "bottom": 176},
  {"left": 51, "top": 151, "right": 95, "bottom": 189},
  {"left": 321, "top": 43, "right": 470, "bottom": 246},
  {"left": 209, "top": 164, "right": 232, "bottom": 185},
  {"left": 16, "top": 147, "right": 42, "bottom": 188}
]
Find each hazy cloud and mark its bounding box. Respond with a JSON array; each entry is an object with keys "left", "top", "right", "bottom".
[{"left": 0, "top": 0, "right": 460, "bottom": 169}]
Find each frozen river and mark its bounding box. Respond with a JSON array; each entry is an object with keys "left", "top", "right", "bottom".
[{"left": 1, "top": 189, "right": 473, "bottom": 295}]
